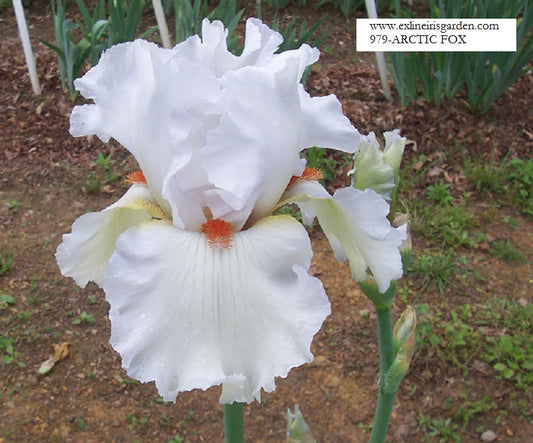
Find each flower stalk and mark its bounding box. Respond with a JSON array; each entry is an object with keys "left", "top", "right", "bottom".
[
  {"left": 369, "top": 304, "right": 396, "bottom": 443},
  {"left": 359, "top": 282, "right": 416, "bottom": 443},
  {"left": 223, "top": 402, "right": 244, "bottom": 443}
]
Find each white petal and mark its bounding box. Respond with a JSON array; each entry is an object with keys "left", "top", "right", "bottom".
[
  {"left": 278, "top": 179, "right": 330, "bottom": 225},
  {"left": 298, "top": 88, "right": 359, "bottom": 152},
  {"left": 175, "top": 19, "right": 238, "bottom": 77},
  {"left": 239, "top": 18, "right": 283, "bottom": 66},
  {"left": 171, "top": 18, "right": 283, "bottom": 77},
  {"left": 282, "top": 181, "right": 406, "bottom": 293},
  {"left": 55, "top": 184, "right": 163, "bottom": 288},
  {"left": 202, "top": 61, "right": 304, "bottom": 228},
  {"left": 315, "top": 188, "right": 406, "bottom": 292},
  {"left": 261, "top": 43, "right": 319, "bottom": 82},
  {"left": 104, "top": 215, "right": 330, "bottom": 403},
  {"left": 70, "top": 40, "right": 220, "bottom": 214}
]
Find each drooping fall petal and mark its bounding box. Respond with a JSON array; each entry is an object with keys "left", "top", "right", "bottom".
[
  {"left": 282, "top": 180, "right": 406, "bottom": 293},
  {"left": 104, "top": 215, "right": 330, "bottom": 403},
  {"left": 56, "top": 184, "right": 166, "bottom": 287}
]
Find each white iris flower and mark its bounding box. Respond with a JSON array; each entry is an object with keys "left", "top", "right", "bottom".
[{"left": 56, "top": 18, "right": 406, "bottom": 404}]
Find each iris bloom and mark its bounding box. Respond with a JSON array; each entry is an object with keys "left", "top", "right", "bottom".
[{"left": 56, "top": 18, "right": 406, "bottom": 404}]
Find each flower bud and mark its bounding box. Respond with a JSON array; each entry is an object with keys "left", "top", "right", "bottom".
[
  {"left": 287, "top": 405, "right": 316, "bottom": 443},
  {"left": 350, "top": 130, "right": 407, "bottom": 202},
  {"left": 351, "top": 132, "right": 395, "bottom": 200},
  {"left": 393, "top": 305, "right": 417, "bottom": 355},
  {"left": 383, "top": 130, "right": 406, "bottom": 185},
  {"left": 382, "top": 306, "right": 417, "bottom": 394}
]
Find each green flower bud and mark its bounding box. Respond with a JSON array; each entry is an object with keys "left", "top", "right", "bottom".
[
  {"left": 382, "top": 306, "right": 417, "bottom": 394},
  {"left": 351, "top": 133, "right": 395, "bottom": 199},
  {"left": 287, "top": 405, "right": 316, "bottom": 443},
  {"left": 351, "top": 130, "right": 407, "bottom": 201},
  {"left": 383, "top": 130, "right": 406, "bottom": 186}
]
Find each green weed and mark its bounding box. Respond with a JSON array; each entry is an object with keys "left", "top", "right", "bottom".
[
  {"left": 87, "top": 294, "right": 98, "bottom": 305},
  {"left": 85, "top": 152, "right": 119, "bottom": 193},
  {"left": 501, "top": 215, "right": 520, "bottom": 229},
  {"left": 418, "top": 414, "right": 460, "bottom": 442},
  {"left": 0, "top": 334, "right": 25, "bottom": 368},
  {"left": 72, "top": 311, "right": 96, "bottom": 325},
  {"left": 273, "top": 204, "right": 303, "bottom": 224},
  {"left": 463, "top": 152, "right": 533, "bottom": 217},
  {"left": 0, "top": 294, "right": 16, "bottom": 310},
  {"left": 74, "top": 417, "right": 88, "bottom": 431},
  {"left": 416, "top": 299, "right": 533, "bottom": 395},
  {"left": 410, "top": 196, "right": 478, "bottom": 249},
  {"left": 489, "top": 239, "right": 527, "bottom": 264},
  {"left": 301, "top": 147, "right": 349, "bottom": 186},
  {"left": 414, "top": 303, "right": 442, "bottom": 350},
  {"left": 410, "top": 250, "right": 458, "bottom": 294},
  {"left": 463, "top": 152, "right": 508, "bottom": 196},
  {"left": 126, "top": 414, "right": 148, "bottom": 431},
  {"left": 0, "top": 252, "right": 13, "bottom": 275},
  {"left": 28, "top": 279, "right": 42, "bottom": 306},
  {"left": 484, "top": 312, "right": 533, "bottom": 393},
  {"left": 426, "top": 181, "right": 453, "bottom": 206},
  {"left": 507, "top": 157, "right": 533, "bottom": 217},
  {"left": 7, "top": 199, "right": 20, "bottom": 210}
]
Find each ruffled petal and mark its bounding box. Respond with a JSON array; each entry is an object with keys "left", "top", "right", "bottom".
[
  {"left": 171, "top": 19, "right": 238, "bottom": 77},
  {"left": 55, "top": 184, "right": 165, "bottom": 288},
  {"left": 104, "top": 215, "right": 330, "bottom": 403},
  {"left": 201, "top": 59, "right": 304, "bottom": 229},
  {"left": 282, "top": 180, "right": 406, "bottom": 292},
  {"left": 69, "top": 21, "right": 358, "bottom": 235},
  {"left": 173, "top": 18, "right": 285, "bottom": 76},
  {"left": 70, "top": 39, "right": 220, "bottom": 214},
  {"left": 200, "top": 56, "right": 358, "bottom": 229},
  {"left": 298, "top": 88, "right": 360, "bottom": 153},
  {"left": 239, "top": 18, "right": 284, "bottom": 66}
]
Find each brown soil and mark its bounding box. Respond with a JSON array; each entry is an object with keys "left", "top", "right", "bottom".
[{"left": 1, "top": 1, "right": 532, "bottom": 442}]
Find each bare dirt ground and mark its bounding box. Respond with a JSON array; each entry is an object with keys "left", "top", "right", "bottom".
[{"left": 1, "top": 1, "right": 532, "bottom": 441}]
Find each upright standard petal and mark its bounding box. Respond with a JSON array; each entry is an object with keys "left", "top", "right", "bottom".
[
  {"left": 104, "top": 215, "right": 330, "bottom": 403},
  {"left": 56, "top": 184, "right": 166, "bottom": 288},
  {"left": 70, "top": 39, "right": 220, "bottom": 214},
  {"left": 298, "top": 88, "right": 359, "bottom": 153},
  {"left": 201, "top": 60, "right": 305, "bottom": 229},
  {"left": 200, "top": 55, "right": 358, "bottom": 230},
  {"left": 172, "top": 19, "right": 238, "bottom": 77},
  {"left": 238, "top": 18, "right": 284, "bottom": 67},
  {"left": 282, "top": 180, "right": 406, "bottom": 293}
]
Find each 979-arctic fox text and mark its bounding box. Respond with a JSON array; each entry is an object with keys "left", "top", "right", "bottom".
[{"left": 369, "top": 34, "right": 467, "bottom": 45}]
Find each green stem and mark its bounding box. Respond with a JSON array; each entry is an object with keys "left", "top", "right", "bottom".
[
  {"left": 369, "top": 390, "right": 397, "bottom": 442},
  {"left": 223, "top": 402, "right": 244, "bottom": 443},
  {"left": 369, "top": 306, "right": 396, "bottom": 443}
]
